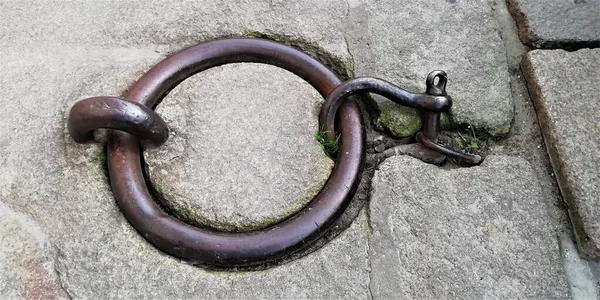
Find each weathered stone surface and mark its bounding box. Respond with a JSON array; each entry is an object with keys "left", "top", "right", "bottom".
[
  {"left": 522, "top": 49, "right": 600, "bottom": 259},
  {"left": 347, "top": 0, "right": 514, "bottom": 137},
  {"left": 507, "top": 0, "right": 600, "bottom": 48},
  {"left": 377, "top": 105, "right": 422, "bottom": 138},
  {"left": 1, "top": 0, "right": 514, "bottom": 138},
  {"left": 0, "top": 47, "right": 369, "bottom": 299},
  {"left": 144, "top": 63, "right": 333, "bottom": 231},
  {"left": 52, "top": 209, "right": 370, "bottom": 300},
  {"left": 0, "top": 2, "right": 370, "bottom": 296},
  {"left": 0, "top": 0, "right": 353, "bottom": 76},
  {"left": 1, "top": 0, "right": 585, "bottom": 298},
  {"left": 369, "top": 155, "right": 569, "bottom": 299},
  {"left": 0, "top": 204, "right": 67, "bottom": 300}
]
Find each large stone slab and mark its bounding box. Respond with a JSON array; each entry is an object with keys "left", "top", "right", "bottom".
[
  {"left": 0, "top": 45, "right": 370, "bottom": 298},
  {"left": 369, "top": 155, "right": 569, "bottom": 299},
  {"left": 144, "top": 63, "right": 333, "bottom": 231},
  {"left": 0, "top": 0, "right": 352, "bottom": 76},
  {"left": 0, "top": 2, "right": 375, "bottom": 297},
  {"left": 52, "top": 210, "right": 370, "bottom": 300},
  {"left": 522, "top": 49, "right": 600, "bottom": 259},
  {"left": 347, "top": 0, "right": 514, "bottom": 137},
  {"left": 507, "top": 0, "right": 600, "bottom": 48},
  {"left": 0, "top": 204, "right": 68, "bottom": 300}
]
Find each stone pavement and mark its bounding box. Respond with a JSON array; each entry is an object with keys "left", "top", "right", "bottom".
[{"left": 0, "top": 0, "right": 598, "bottom": 299}]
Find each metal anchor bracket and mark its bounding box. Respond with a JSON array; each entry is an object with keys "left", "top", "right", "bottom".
[
  {"left": 319, "top": 70, "right": 482, "bottom": 165},
  {"left": 67, "top": 38, "right": 482, "bottom": 268}
]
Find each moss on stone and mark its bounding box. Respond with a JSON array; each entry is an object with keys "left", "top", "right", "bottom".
[
  {"left": 377, "top": 104, "right": 423, "bottom": 138},
  {"left": 90, "top": 146, "right": 108, "bottom": 179},
  {"left": 440, "top": 113, "right": 456, "bottom": 130},
  {"left": 487, "top": 123, "right": 511, "bottom": 139},
  {"left": 443, "top": 111, "right": 512, "bottom": 139},
  {"left": 315, "top": 129, "right": 340, "bottom": 159}
]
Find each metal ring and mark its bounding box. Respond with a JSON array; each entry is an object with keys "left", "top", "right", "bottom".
[
  {"left": 106, "top": 38, "right": 365, "bottom": 267},
  {"left": 68, "top": 96, "right": 169, "bottom": 147}
]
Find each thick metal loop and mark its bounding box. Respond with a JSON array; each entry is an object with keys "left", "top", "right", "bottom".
[
  {"left": 319, "top": 76, "right": 452, "bottom": 140},
  {"left": 416, "top": 132, "right": 482, "bottom": 165},
  {"left": 68, "top": 96, "right": 169, "bottom": 147},
  {"left": 106, "top": 38, "right": 365, "bottom": 267}
]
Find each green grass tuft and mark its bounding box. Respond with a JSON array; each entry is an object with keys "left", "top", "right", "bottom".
[
  {"left": 452, "top": 125, "right": 480, "bottom": 154},
  {"left": 315, "top": 129, "right": 340, "bottom": 160}
]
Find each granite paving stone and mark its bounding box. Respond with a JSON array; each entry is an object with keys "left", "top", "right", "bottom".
[
  {"left": 0, "top": 203, "right": 68, "bottom": 300},
  {"left": 1, "top": 0, "right": 589, "bottom": 298},
  {"left": 347, "top": 0, "right": 514, "bottom": 137},
  {"left": 507, "top": 0, "right": 600, "bottom": 48},
  {"left": 369, "top": 155, "right": 569, "bottom": 299},
  {"left": 522, "top": 49, "right": 600, "bottom": 259}
]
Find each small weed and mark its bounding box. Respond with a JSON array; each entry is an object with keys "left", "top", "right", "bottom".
[
  {"left": 453, "top": 125, "right": 480, "bottom": 154},
  {"left": 316, "top": 129, "right": 340, "bottom": 159}
]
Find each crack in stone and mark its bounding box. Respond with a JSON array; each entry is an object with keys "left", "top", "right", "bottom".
[
  {"left": 343, "top": 0, "right": 356, "bottom": 78},
  {"left": 52, "top": 247, "right": 74, "bottom": 300},
  {"left": 344, "top": 0, "right": 350, "bottom": 19},
  {"left": 55, "top": 271, "right": 74, "bottom": 300},
  {"left": 366, "top": 229, "right": 375, "bottom": 300},
  {"left": 341, "top": 3, "right": 378, "bottom": 297},
  {"left": 343, "top": 35, "right": 355, "bottom": 73},
  {"left": 341, "top": 6, "right": 378, "bottom": 296}
]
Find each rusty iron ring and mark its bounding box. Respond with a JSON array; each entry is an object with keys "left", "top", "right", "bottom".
[
  {"left": 68, "top": 96, "right": 169, "bottom": 147},
  {"left": 105, "top": 38, "right": 365, "bottom": 267}
]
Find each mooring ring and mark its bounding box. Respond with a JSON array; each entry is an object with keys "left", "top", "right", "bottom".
[{"left": 106, "top": 38, "right": 365, "bottom": 267}]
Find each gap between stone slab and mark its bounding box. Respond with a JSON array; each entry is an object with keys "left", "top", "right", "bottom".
[
  {"left": 492, "top": 0, "right": 570, "bottom": 222},
  {"left": 494, "top": 1, "right": 596, "bottom": 299},
  {"left": 559, "top": 232, "right": 600, "bottom": 299}
]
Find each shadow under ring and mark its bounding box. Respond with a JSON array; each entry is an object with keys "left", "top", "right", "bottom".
[{"left": 107, "top": 38, "right": 366, "bottom": 267}]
